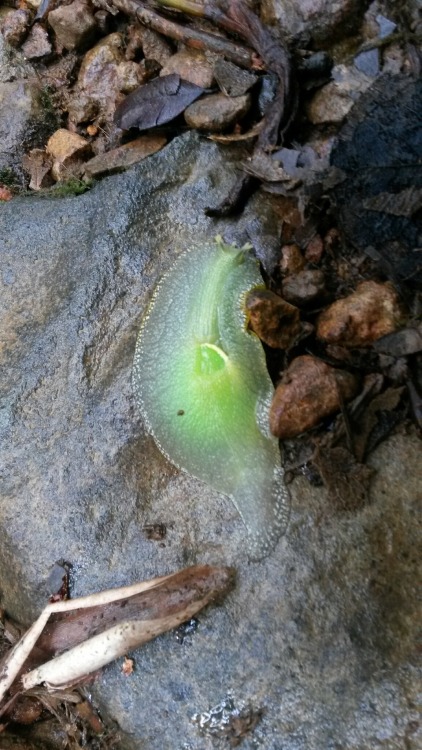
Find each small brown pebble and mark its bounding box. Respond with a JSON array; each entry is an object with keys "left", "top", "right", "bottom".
[
  {"left": 0, "top": 186, "right": 13, "bottom": 201},
  {"left": 77, "top": 32, "right": 123, "bottom": 88},
  {"left": 48, "top": 0, "right": 98, "bottom": 51},
  {"left": 1, "top": 9, "right": 32, "bottom": 47},
  {"left": 281, "top": 269, "right": 326, "bottom": 307},
  {"left": 304, "top": 234, "right": 323, "bottom": 263},
  {"left": 68, "top": 32, "right": 147, "bottom": 128},
  {"left": 94, "top": 10, "right": 109, "bottom": 35},
  {"left": 46, "top": 128, "right": 92, "bottom": 181},
  {"left": 270, "top": 355, "right": 359, "bottom": 438},
  {"left": 9, "top": 696, "right": 43, "bottom": 724},
  {"left": 141, "top": 28, "right": 173, "bottom": 67},
  {"left": 68, "top": 93, "right": 100, "bottom": 125},
  {"left": 160, "top": 48, "right": 214, "bottom": 88},
  {"left": 21, "top": 23, "right": 52, "bottom": 60},
  {"left": 323, "top": 227, "right": 340, "bottom": 254},
  {"left": 316, "top": 281, "right": 404, "bottom": 347},
  {"left": 245, "top": 290, "right": 302, "bottom": 349},
  {"left": 47, "top": 129, "right": 91, "bottom": 161},
  {"left": 22, "top": 148, "right": 53, "bottom": 190},
  {"left": 86, "top": 124, "right": 98, "bottom": 136},
  {"left": 213, "top": 58, "right": 258, "bottom": 96},
  {"left": 74, "top": 699, "right": 103, "bottom": 733},
  {"left": 116, "top": 60, "right": 146, "bottom": 94},
  {"left": 306, "top": 68, "right": 372, "bottom": 124},
  {"left": 184, "top": 92, "right": 251, "bottom": 132},
  {"left": 280, "top": 244, "right": 305, "bottom": 276},
  {"left": 122, "top": 656, "right": 134, "bottom": 676}
]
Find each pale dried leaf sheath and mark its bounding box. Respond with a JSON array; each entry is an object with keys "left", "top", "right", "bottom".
[
  {"left": 23, "top": 610, "right": 207, "bottom": 689},
  {"left": 0, "top": 566, "right": 233, "bottom": 700}
]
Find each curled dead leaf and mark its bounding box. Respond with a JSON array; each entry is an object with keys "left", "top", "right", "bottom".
[{"left": 114, "top": 73, "right": 204, "bottom": 130}]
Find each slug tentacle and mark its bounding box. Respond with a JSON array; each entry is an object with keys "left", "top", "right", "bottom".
[{"left": 133, "top": 238, "right": 290, "bottom": 560}]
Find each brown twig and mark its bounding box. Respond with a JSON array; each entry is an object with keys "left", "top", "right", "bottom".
[{"left": 109, "top": 0, "right": 255, "bottom": 67}]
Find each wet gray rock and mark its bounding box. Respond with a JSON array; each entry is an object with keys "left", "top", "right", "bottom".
[
  {"left": 0, "top": 33, "right": 34, "bottom": 83},
  {"left": 261, "top": 0, "right": 370, "bottom": 45},
  {"left": 0, "top": 36, "right": 58, "bottom": 172},
  {"left": 0, "top": 79, "right": 42, "bottom": 171},
  {"left": 0, "top": 131, "right": 420, "bottom": 750}
]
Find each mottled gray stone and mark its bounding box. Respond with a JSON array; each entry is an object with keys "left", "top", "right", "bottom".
[
  {"left": 0, "top": 36, "right": 57, "bottom": 172},
  {"left": 0, "top": 131, "right": 420, "bottom": 750},
  {"left": 0, "top": 79, "right": 42, "bottom": 170},
  {"left": 0, "top": 34, "right": 34, "bottom": 82},
  {"left": 261, "top": 0, "right": 370, "bottom": 45}
]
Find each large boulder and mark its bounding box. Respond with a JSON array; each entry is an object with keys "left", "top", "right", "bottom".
[{"left": 0, "top": 132, "right": 420, "bottom": 749}]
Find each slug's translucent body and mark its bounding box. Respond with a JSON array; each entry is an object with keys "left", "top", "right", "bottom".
[{"left": 133, "top": 238, "right": 290, "bottom": 559}]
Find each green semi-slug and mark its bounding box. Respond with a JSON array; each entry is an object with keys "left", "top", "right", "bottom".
[{"left": 133, "top": 237, "right": 290, "bottom": 559}]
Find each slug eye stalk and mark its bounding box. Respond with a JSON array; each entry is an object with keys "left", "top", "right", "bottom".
[{"left": 133, "top": 237, "right": 290, "bottom": 559}]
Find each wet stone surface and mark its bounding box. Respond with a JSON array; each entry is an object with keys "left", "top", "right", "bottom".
[
  {"left": 261, "top": 0, "right": 370, "bottom": 44},
  {"left": 0, "top": 36, "right": 57, "bottom": 173},
  {"left": 0, "top": 132, "right": 421, "bottom": 749}
]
